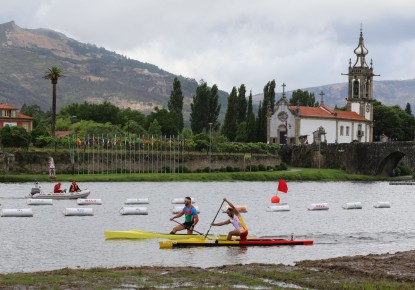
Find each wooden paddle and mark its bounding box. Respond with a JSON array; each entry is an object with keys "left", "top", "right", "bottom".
[
  {"left": 204, "top": 199, "right": 225, "bottom": 238},
  {"left": 171, "top": 219, "right": 205, "bottom": 235}
]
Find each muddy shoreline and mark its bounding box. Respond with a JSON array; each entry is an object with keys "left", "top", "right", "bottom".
[{"left": 1, "top": 250, "right": 415, "bottom": 289}]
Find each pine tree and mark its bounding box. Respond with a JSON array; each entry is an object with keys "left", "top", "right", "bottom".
[
  {"left": 237, "top": 84, "right": 247, "bottom": 123},
  {"left": 405, "top": 102, "right": 412, "bottom": 115},
  {"left": 222, "top": 87, "right": 238, "bottom": 141},
  {"left": 246, "top": 91, "right": 256, "bottom": 142},
  {"left": 208, "top": 84, "right": 221, "bottom": 131},
  {"left": 168, "top": 77, "right": 184, "bottom": 131},
  {"left": 256, "top": 101, "right": 264, "bottom": 142},
  {"left": 269, "top": 80, "right": 276, "bottom": 112},
  {"left": 190, "top": 81, "right": 210, "bottom": 134}
]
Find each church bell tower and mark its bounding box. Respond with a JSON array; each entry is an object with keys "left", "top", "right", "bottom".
[
  {"left": 343, "top": 28, "right": 378, "bottom": 142},
  {"left": 344, "top": 28, "right": 377, "bottom": 120}
]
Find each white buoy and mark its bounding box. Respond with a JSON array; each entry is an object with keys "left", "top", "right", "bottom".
[
  {"left": 342, "top": 202, "right": 362, "bottom": 210},
  {"left": 171, "top": 205, "right": 200, "bottom": 214},
  {"left": 77, "top": 198, "right": 102, "bottom": 205},
  {"left": 119, "top": 207, "right": 148, "bottom": 215},
  {"left": 171, "top": 198, "right": 196, "bottom": 204},
  {"left": 125, "top": 198, "right": 149, "bottom": 204},
  {"left": 374, "top": 201, "right": 391, "bottom": 208},
  {"left": 27, "top": 199, "right": 53, "bottom": 205},
  {"left": 1, "top": 208, "right": 33, "bottom": 217},
  {"left": 63, "top": 208, "right": 94, "bottom": 216},
  {"left": 222, "top": 205, "right": 248, "bottom": 213},
  {"left": 266, "top": 203, "right": 290, "bottom": 212},
  {"left": 308, "top": 203, "right": 329, "bottom": 210}
]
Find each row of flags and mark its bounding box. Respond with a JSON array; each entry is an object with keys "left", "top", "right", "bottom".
[{"left": 71, "top": 135, "right": 185, "bottom": 147}]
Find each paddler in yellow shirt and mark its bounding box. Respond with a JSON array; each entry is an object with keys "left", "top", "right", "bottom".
[{"left": 211, "top": 198, "right": 248, "bottom": 241}]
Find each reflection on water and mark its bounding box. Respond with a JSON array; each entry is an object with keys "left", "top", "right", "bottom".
[{"left": 0, "top": 181, "right": 414, "bottom": 273}]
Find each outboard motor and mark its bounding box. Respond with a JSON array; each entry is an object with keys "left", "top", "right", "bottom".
[
  {"left": 31, "top": 187, "right": 41, "bottom": 195},
  {"left": 31, "top": 180, "right": 41, "bottom": 195}
]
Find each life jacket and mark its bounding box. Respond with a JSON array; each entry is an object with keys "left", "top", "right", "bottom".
[
  {"left": 53, "top": 184, "right": 61, "bottom": 193},
  {"left": 70, "top": 184, "right": 78, "bottom": 192},
  {"left": 183, "top": 206, "right": 195, "bottom": 222}
]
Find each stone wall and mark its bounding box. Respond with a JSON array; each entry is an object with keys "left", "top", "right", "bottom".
[{"left": 1, "top": 151, "right": 281, "bottom": 174}]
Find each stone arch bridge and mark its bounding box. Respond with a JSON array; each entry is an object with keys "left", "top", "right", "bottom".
[{"left": 279, "top": 142, "right": 415, "bottom": 176}]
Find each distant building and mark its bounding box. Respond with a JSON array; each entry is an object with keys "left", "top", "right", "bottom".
[
  {"left": 0, "top": 104, "right": 33, "bottom": 131},
  {"left": 268, "top": 29, "right": 375, "bottom": 145}
]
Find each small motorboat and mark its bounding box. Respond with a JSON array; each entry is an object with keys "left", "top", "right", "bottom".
[
  {"left": 29, "top": 180, "right": 90, "bottom": 200},
  {"left": 29, "top": 189, "right": 90, "bottom": 200}
]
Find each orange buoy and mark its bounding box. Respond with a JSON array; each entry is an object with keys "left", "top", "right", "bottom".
[{"left": 271, "top": 195, "right": 280, "bottom": 204}]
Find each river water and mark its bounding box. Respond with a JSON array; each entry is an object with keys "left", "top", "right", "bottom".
[{"left": 0, "top": 181, "right": 414, "bottom": 274}]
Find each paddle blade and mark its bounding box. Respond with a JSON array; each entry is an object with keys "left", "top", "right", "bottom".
[{"left": 277, "top": 179, "right": 288, "bottom": 193}]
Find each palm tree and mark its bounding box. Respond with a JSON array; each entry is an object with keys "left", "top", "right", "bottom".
[{"left": 43, "top": 66, "right": 64, "bottom": 136}]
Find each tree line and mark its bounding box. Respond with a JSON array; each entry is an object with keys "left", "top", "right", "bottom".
[{"left": 1, "top": 71, "right": 415, "bottom": 149}]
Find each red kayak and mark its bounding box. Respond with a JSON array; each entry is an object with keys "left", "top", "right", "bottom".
[{"left": 160, "top": 238, "right": 313, "bottom": 248}]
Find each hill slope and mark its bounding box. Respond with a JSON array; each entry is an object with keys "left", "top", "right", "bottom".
[{"left": 0, "top": 21, "right": 207, "bottom": 114}]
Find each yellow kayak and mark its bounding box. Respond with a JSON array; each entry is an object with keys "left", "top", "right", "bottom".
[{"left": 104, "top": 229, "right": 253, "bottom": 240}]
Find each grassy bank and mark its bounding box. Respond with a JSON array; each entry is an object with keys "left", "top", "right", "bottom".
[
  {"left": 0, "top": 168, "right": 387, "bottom": 183},
  {"left": 0, "top": 260, "right": 412, "bottom": 289}
]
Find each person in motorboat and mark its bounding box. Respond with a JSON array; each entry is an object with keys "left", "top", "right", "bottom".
[
  {"left": 53, "top": 182, "right": 66, "bottom": 193},
  {"left": 69, "top": 180, "right": 81, "bottom": 192},
  {"left": 211, "top": 198, "right": 248, "bottom": 241},
  {"left": 169, "top": 197, "right": 199, "bottom": 235}
]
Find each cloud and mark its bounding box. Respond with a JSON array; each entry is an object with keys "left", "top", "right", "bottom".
[{"left": 1, "top": 0, "right": 415, "bottom": 96}]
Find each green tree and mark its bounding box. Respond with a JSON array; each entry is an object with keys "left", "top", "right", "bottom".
[
  {"left": 190, "top": 81, "right": 209, "bottom": 134},
  {"left": 148, "top": 119, "right": 162, "bottom": 136},
  {"left": 405, "top": 102, "right": 412, "bottom": 115},
  {"left": 43, "top": 66, "right": 64, "bottom": 136},
  {"left": 222, "top": 87, "right": 238, "bottom": 141},
  {"left": 237, "top": 84, "right": 247, "bottom": 123},
  {"left": 60, "top": 102, "right": 121, "bottom": 125},
  {"left": 235, "top": 121, "right": 247, "bottom": 142},
  {"left": 208, "top": 84, "right": 221, "bottom": 131},
  {"left": 168, "top": 77, "right": 184, "bottom": 131},
  {"left": 246, "top": 91, "right": 256, "bottom": 142},
  {"left": 256, "top": 101, "right": 265, "bottom": 142},
  {"left": 289, "top": 89, "right": 317, "bottom": 106},
  {"left": 257, "top": 80, "right": 275, "bottom": 142},
  {"left": 0, "top": 126, "right": 31, "bottom": 148},
  {"left": 147, "top": 107, "right": 180, "bottom": 136}
]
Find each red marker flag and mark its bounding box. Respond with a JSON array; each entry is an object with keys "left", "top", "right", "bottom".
[{"left": 277, "top": 179, "right": 288, "bottom": 193}]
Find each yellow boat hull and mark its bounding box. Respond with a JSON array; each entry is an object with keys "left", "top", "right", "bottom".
[{"left": 104, "top": 229, "right": 252, "bottom": 240}]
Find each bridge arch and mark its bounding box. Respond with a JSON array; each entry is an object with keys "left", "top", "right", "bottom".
[{"left": 376, "top": 151, "right": 406, "bottom": 176}]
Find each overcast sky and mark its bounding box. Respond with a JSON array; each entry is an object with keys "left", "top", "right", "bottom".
[{"left": 2, "top": 0, "right": 415, "bottom": 95}]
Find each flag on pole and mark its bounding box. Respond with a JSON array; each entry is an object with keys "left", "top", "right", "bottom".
[{"left": 277, "top": 179, "right": 288, "bottom": 193}]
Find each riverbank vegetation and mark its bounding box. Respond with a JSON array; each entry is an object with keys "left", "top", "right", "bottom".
[
  {"left": 1, "top": 250, "right": 414, "bottom": 289},
  {"left": 0, "top": 168, "right": 386, "bottom": 183}
]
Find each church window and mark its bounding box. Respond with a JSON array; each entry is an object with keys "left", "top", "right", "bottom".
[
  {"left": 353, "top": 79, "right": 359, "bottom": 98},
  {"left": 346, "top": 126, "right": 350, "bottom": 136}
]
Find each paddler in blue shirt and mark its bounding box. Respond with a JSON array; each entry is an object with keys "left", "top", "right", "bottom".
[
  {"left": 170, "top": 196, "right": 199, "bottom": 234},
  {"left": 211, "top": 198, "right": 248, "bottom": 241}
]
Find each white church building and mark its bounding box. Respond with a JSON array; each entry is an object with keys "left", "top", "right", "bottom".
[{"left": 267, "top": 30, "right": 376, "bottom": 145}]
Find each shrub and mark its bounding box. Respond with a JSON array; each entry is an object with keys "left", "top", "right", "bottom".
[
  {"left": 249, "top": 165, "right": 258, "bottom": 172},
  {"left": 175, "top": 166, "right": 191, "bottom": 173},
  {"left": 226, "top": 166, "right": 233, "bottom": 172},
  {"left": 279, "top": 162, "right": 288, "bottom": 170},
  {"left": 397, "top": 165, "right": 411, "bottom": 176},
  {"left": 258, "top": 164, "right": 266, "bottom": 171}
]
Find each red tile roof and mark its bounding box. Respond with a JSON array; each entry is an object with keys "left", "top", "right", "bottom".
[
  {"left": 289, "top": 105, "right": 369, "bottom": 121},
  {"left": 0, "top": 104, "right": 17, "bottom": 110},
  {"left": 16, "top": 113, "right": 33, "bottom": 119}
]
